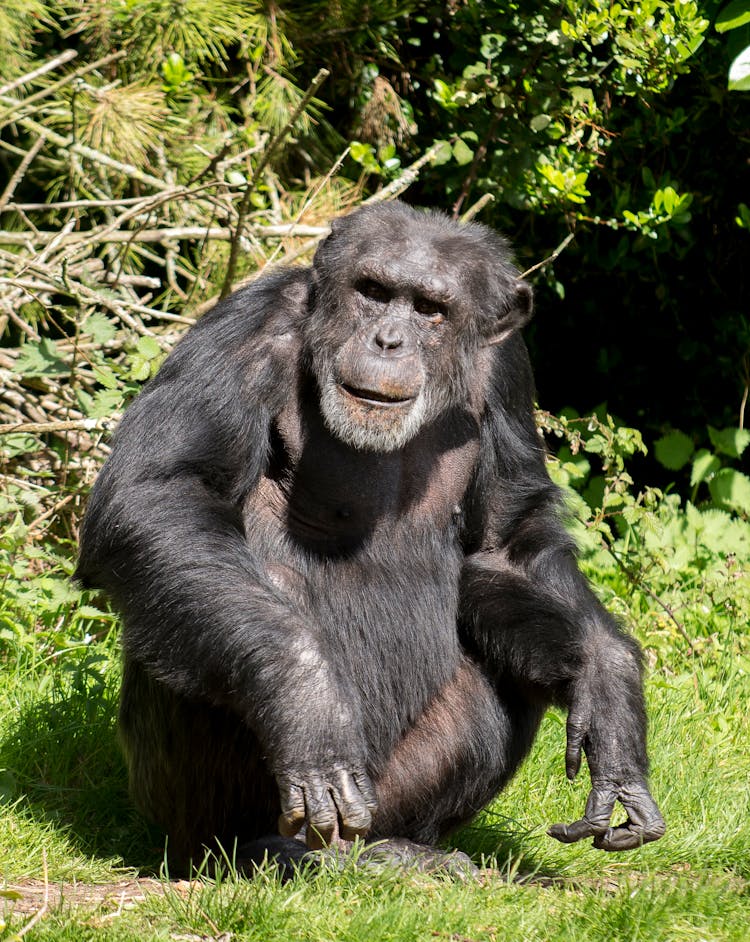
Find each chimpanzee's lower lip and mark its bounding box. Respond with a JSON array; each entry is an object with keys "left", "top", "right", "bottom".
[{"left": 339, "top": 384, "right": 414, "bottom": 407}]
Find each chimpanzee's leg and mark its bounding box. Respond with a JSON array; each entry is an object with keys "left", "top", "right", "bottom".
[
  {"left": 120, "top": 655, "right": 541, "bottom": 876},
  {"left": 119, "top": 658, "right": 281, "bottom": 873},
  {"left": 370, "top": 656, "right": 544, "bottom": 847}
]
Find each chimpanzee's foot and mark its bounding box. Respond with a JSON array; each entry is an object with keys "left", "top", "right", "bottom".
[
  {"left": 235, "top": 834, "right": 477, "bottom": 880},
  {"left": 235, "top": 835, "right": 313, "bottom": 879},
  {"left": 357, "top": 838, "right": 479, "bottom": 878}
]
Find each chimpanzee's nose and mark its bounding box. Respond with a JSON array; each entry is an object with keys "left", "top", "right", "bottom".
[{"left": 375, "top": 322, "right": 403, "bottom": 351}]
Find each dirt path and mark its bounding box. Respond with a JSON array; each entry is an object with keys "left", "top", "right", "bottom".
[{"left": 1, "top": 876, "right": 190, "bottom": 915}]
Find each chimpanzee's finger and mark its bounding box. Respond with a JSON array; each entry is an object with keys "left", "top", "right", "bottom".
[
  {"left": 548, "top": 780, "right": 618, "bottom": 844},
  {"left": 277, "top": 779, "right": 306, "bottom": 837},
  {"left": 547, "top": 818, "right": 596, "bottom": 843},
  {"left": 354, "top": 770, "right": 379, "bottom": 814},
  {"left": 565, "top": 712, "right": 587, "bottom": 780},
  {"left": 593, "top": 783, "right": 666, "bottom": 851},
  {"left": 303, "top": 779, "right": 338, "bottom": 849},
  {"left": 331, "top": 768, "right": 374, "bottom": 840}
]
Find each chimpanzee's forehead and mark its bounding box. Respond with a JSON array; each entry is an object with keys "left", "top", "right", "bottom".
[
  {"left": 357, "top": 257, "right": 456, "bottom": 301},
  {"left": 347, "top": 225, "right": 490, "bottom": 291}
]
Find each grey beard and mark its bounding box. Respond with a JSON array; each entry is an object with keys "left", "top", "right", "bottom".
[{"left": 317, "top": 374, "right": 439, "bottom": 453}]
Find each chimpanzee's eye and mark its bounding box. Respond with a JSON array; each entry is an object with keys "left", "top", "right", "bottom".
[
  {"left": 357, "top": 279, "right": 390, "bottom": 303},
  {"left": 414, "top": 297, "right": 444, "bottom": 322}
]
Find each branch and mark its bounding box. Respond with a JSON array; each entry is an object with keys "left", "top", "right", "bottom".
[
  {"left": 0, "top": 224, "right": 329, "bottom": 246},
  {"left": 10, "top": 114, "right": 171, "bottom": 192},
  {"left": 220, "top": 68, "right": 330, "bottom": 298},
  {"left": 0, "top": 132, "right": 47, "bottom": 214},
  {"left": 0, "top": 418, "right": 116, "bottom": 436},
  {"left": 0, "top": 50, "right": 77, "bottom": 96},
  {"left": 460, "top": 193, "right": 495, "bottom": 224},
  {"left": 363, "top": 143, "right": 442, "bottom": 206},
  {"left": 519, "top": 232, "right": 576, "bottom": 279},
  {"left": 0, "top": 51, "right": 126, "bottom": 127}
]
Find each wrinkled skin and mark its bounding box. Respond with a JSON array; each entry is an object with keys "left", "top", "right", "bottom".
[{"left": 77, "top": 202, "right": 664, "bottom": 876}]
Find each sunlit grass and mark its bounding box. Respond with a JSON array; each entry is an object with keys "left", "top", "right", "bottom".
[{"left": 0, "top": 614, "right": 748, "bottom": 940}]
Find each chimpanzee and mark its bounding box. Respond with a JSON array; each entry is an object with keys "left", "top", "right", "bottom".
[{"left": 77, "top": 201, "right": 665, "bottom": 874}]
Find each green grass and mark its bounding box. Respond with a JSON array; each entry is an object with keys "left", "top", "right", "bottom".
[{"left": 0, "top": 622, "right": 748, "bottom": 941}]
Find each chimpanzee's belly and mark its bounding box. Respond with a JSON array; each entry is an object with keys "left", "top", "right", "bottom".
[
  {"left": 302, "top": 528, "right": 464, "bottom": 762},
  {"left": 243, "top": 485, "right": 465, "bottom": 766}
]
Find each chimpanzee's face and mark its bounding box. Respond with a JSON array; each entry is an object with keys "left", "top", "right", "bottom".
[{"left": 305, "top": 204, "right": 532, "bottom": 453}]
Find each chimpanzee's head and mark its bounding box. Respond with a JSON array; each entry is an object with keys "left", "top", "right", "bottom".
[{"left": 305, "top": 201, "right": 532, "bottom": 452}]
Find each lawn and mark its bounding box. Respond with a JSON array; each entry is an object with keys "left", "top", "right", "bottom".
[{"left": 0, "top": 601, "right": 748, "bottom": 941}]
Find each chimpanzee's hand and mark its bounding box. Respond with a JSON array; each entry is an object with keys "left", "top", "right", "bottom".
[
  {"left": 548, "top": 779, "right": 665, "bottom": 850},
  {"left": 547, "top": 700, "right": 666, "bottom": 851},
  {"left": 276, "top": 764, "right": 378, "bottom": 849}
]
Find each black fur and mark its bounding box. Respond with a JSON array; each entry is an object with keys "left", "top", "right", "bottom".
[{"left": 77, "top": 202, "right": 664, "bottom": 871}]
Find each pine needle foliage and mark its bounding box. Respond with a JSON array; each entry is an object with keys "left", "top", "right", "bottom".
[
  {"left": 0, "top": 0, "right": 55, "bottom": 78},
  {"left": 62, "top": 0, "right": 264, "bottom": 69}
]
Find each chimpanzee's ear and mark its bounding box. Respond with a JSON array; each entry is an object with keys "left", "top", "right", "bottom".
[
  {"left": 486, "top": 278, "right": 533, "bottom": 347},
  {"left": 312, "top": 216, "right": 342, "bottom": 272},
  {"left": 328, "top": 215, "right": 345, "bottom": 239}
]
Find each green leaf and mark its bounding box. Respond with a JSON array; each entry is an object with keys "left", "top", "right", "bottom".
[
  {"left": 708, "top": 468, "right": 750, "bottom": 514},
  {"left": 707, "top": 426, "right": 750, "bottom": 458},
  {"left": 690, "top": 449, "right": 721, "bottom": 487},
  {"left": 0, "top": 888, "right": 23, "bottom": 900},
  {"left": 530, "top": 114, "right": 551, "bottom": 132},
  {"left": 480, "top": 33, "right": 505, "bottom": 58},
  {"left": 350, "top": 141, "right": 376, "bottom": 165},
  {"left": 431, "top": 140, "right": 453, "bottom": 166},
  {"left": 0, "top": 433, "right": 38, "bottom": 458},
  {"left": 88, "top": 388, "right": 123, "bottom": 419},
  {"left": 728, "top": 43, "right": 750, "bottom": 90},
  {"left": 654, "top": 430, "right": 694, "bottom": 470},
  {"left": 716, "top": 0, "right": 750, "bottom": 32},
  {"left": 136, "top": 335, "right": 162, "bottom": 359},
  {"left": 453, "top": 139, "right": 474, "bottom": 165},
  {"left": 433, "top": 79, "right": 458, "bottom": 109},
  {"left": 76, "top": 605, "right": 116, "bottom": 621},
  {"left": 129, "top": 354, "right": 151, "bottom": 381},
  {"left": 93, "top": 365, "right": 120, "bottom": 390},
  {"left": 13, "top": 338, "right": 68, "bottom": 377},
  {"left": 570, "top": 86, "right": 594, "bottom": 109},
  {"left": 85, "top": 312, "right": 117, "bottom": 345}
]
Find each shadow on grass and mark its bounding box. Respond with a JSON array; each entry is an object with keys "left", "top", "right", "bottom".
[
  {"left": 0, "top": 667, "right": 163, "bottom": 872},
  {"left": 451, "top": 809, "right": 561, "bottom": 883}
]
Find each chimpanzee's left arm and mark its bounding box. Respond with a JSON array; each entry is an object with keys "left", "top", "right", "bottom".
[{"left": 459, "top": 336, "right": 665, "bottom": 851}]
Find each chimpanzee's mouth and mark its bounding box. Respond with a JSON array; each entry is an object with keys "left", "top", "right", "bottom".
[{"left": 339, "top": 384, "right": 414, "bottom": 408}]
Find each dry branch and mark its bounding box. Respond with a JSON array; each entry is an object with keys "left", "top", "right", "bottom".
[
  {"left": 0, "top": 53, "right": 433, "bottom": 543},
  {"left": 0, "top": 223, "right": 330, "bottom": 246},
  {"left": 0, "top": 50, "right": 78, "bottom": 96}
]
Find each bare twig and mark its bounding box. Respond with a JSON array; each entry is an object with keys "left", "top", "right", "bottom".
[
  {"left": 0, "top": 418, "right": 116, "bottom": 436},
  {"left": 0, "top": 50, "right": 77, "bottom": 96},
  {"left": 0, "top": 223, "right": 329, "bottom": 247},
  {"left": 9, "top": 114, "right": 171, "bottom": 191},
  {"left": 363, "top": 143, "right": 442, "bottom": 206},
  {"left": 221, "top": 68, "right": 330, "bottom": 298},
  {"left": 0, "top": 133, "right": 47, "bottom": 214},
  {"left": 0, "top": 51, "right": 126, "bottom": 126},
  {"left": 451, "top": 112, "right": 504, "bottom": 220},
  {"left": 520, "top": 232, "right": 576, "bottom": 279},
  {"left": 261, "top": 145, "right": 351, "bottom": 269},
  {"left": 460, "top": 193, "right": 495, "bottom": 224}
]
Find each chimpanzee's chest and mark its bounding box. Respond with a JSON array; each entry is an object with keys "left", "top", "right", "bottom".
[
  {"left": 258, "top": 401, "right": 481, "bottom": 555},
  {"left": 241, "top": 406, "right": 481, "bottom": 754}
]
